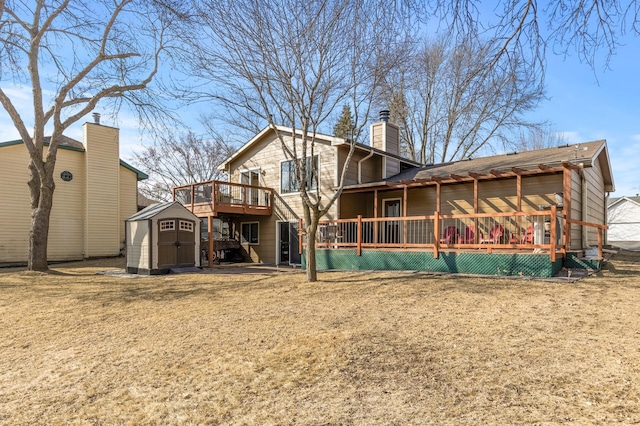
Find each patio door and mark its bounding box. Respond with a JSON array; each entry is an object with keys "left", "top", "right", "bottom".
[
  {"left": 240, "top": 170, "right": 260, "bottom": 205},
  {"left": 383, "top": 199, "right": 402, "bottom": 244},
  {"left": 278, "top": 221, "right": 301, "bottom": 265}
]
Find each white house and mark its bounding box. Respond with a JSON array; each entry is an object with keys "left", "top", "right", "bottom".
[{"left": 608, "top": 196, "right": 640, "bottom": 250}]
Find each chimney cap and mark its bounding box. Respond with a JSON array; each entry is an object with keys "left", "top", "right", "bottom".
[
  {"left": 92, "top": 112, "right": 101, "bottom": 124},
  {"left": 379, "top": 110, "right": 390, "bottom": 123}
]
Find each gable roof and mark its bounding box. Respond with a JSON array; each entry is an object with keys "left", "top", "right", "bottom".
[
  {"left": 126, "top": 201, "right": 194, "bottom": 221},
  {"left": 608, "top": 196, "right": 640, "bottom": 209},
  {"left": 0, "top": 136, "right": 148, "bottom": 181},
  {"left": 217, "top": 124, "right": 422, "bottom": 170},
  {"left": 0, "top": 135, "right": 85, "bottom": 151},
  {"left": 345, "top": 140, "right": 614, "bottom": 191}
]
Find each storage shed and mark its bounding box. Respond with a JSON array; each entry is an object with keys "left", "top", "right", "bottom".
[
  {"left": 608, "top": 196, "right": 640, "bottom": 251},
  {"left": 126, "top": 201, "right": 201, "bottom": 274}
]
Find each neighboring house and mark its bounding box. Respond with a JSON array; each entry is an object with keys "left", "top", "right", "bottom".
[
  {"left": 608, "top": 196, "right": 640, "bottom": 250},
  {"left": 174, "top": 112, "right": 614, "bottom": 277},
  {"left": 0, "top": 121, "right": 148, "bottom": 264}
]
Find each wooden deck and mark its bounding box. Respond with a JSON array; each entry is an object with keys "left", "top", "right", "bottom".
[
  {"left": 173, "top": 180, "right": 273, "bottom": 217},
  {"left": 306, "top": 207, "right": 608, "bottom": 262}
]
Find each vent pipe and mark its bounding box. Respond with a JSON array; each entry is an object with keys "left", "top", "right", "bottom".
[
  {"left": 92, "top": 112, "right": 101, "bottom": 124},
  {"left": 379, "top": 110, "right": 390, "bottom": 123}
]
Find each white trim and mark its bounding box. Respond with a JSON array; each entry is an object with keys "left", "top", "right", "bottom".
[
  {"left": 275, "top": 220, "right": 301, "bottom": 266},
  {"left": 279, "top": 154, "right": 319, "bottom": 195},
  {"left": 240, "top": 221, "right": 260, "bottom": 245},
  {"left": 218, "top": 125, "right": 338, "bottom": 171},
  {"left": 239, "top": 168, "right": 260, "bottom": 185},
  {"left": 609, "top": 196, "right": 640, "bottom": 209},
  {"left": 383, "top": 198, "right": 403, "bottom": 217}
]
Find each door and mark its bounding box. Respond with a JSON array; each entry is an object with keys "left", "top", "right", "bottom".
[
  {"left": 157, "top": 219, "right": 196, "bottom": 268},
  {"left": 383, "top": 199, "right": 402, "bottom": 244},
  {"left": 278, "top": 221, "right": 301, "bottom": 265},
  {"left": 279, "top": 222, "right": 290, "bottom": 264},
  {"left": 241, "top": 170, "right": 260, "bottom": 205}
]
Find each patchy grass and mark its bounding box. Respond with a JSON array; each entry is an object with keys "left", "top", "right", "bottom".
[{"left": 1, "top": 252, "right": 640, "bottom": 424}]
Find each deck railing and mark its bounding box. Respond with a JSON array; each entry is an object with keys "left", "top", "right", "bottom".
[
  {"left": 173, "top": 180, "right": 273, "bottom": 216},
  {"left": 306, "top": 207, "right": 594, "bottom": 262}
]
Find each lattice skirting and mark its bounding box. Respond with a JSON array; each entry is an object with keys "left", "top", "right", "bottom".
[{"left": 304, "top": 249, "right": 567, "bottom": 278}]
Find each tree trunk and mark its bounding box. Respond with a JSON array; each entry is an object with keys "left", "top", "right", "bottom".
[
  {"left": 28, "top": 165, "right": 55, "bottom": 272},
  {"left": 305, "top": 220, "right": 318, "bottom": 282}
]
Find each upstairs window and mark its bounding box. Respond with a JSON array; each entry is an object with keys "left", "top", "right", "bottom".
[{"left": 281, "top": 155, "right": 318, "bottom": 194}]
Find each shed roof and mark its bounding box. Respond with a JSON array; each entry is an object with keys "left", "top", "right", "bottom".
[{"left": 126, "top": 201, "right": 196, "bottom": 221}]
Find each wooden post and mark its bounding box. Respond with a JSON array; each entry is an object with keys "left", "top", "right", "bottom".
[
  {"left": 208, "top": 216, "right": 214, "bottom": 268},
  {"left": 373, "top": 189, "right": 379, "bottom": 244},
  {"left": 563, "top": 166, "right": 572, "bottom": 250},
  {"left": 433, "top": 210, "right": 440, "bottom": 259},
  {"left": 190, "top": 184, "right": 195, "bottom": 213},
  {"left": 403, "top": 185, "right": 408, "bottom": 247},
  {"left": 473, "top": 179, "right": 479, "bottom": 244},
  {"left": 212, "top": 182, "right": 217, "bottom": 212},
  {"left": 242, "top": 186, "right": 247, "bottom": 213},
  {"left": 516, "top": 173, "right": 522, "bottom": 239},
  {"left": 357, "top": 215, "right": 362, "bottom": 256},
  {"left": 598, "top": 228, "right": 603, "bottom": 259},
  {"left": 550, "top": 205, "right": 557, "bottom": 263}
]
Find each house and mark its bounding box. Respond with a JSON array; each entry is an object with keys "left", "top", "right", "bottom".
[
  {"left": 0, "top": 121, "right": 147, "bottom": 264},
  {"left": 174, "top": 111, "right": 420, "bottom": 266},
  {"left": 608, "top": 196, "right": 640, "bottom": 250},
  {"left": 173, "top": 112, "right": 614, "bottom": 277},
  {"left": 125, "top": 201, "right": 201, "bottom": 274}
]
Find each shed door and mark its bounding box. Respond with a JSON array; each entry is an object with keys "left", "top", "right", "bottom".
[{"left": 158, "top": 219, "right": 196, "bottom": 268}]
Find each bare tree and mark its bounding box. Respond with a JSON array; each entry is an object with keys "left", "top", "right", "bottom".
[
  {"left": 0, "top": 0, "right": 175, "bottom": 271},
  {"left": 515, "top": 124, "right": 567, "bottom": 151},
  {"left": 385, "top": 34, "right": 544, "bottom": 164},
  {"left": 427, "top": 1, "right": 640, "bottom": 73},
  {"left": 133, "top": 131, "right": 235, "bottom": 202},
  {"left": 183, "top": 0, "right": 411, "bottom": 282}
]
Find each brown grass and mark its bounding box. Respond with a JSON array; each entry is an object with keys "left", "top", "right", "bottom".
[{"left": 1, "top": 252, "right": 640, "bottom": 425}]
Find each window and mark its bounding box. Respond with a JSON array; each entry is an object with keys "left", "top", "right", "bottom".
[
  {"left": 241, "top": 222, "right": 259, "bottom": 244},
  {"left": 159, "top": 220, "right": 175, "bottom": 231},
  {"left": 179, "top": 220, "right": 194, "bottom": 232},
  {"left": 281, "top": 155, "right": 318, "bottom": 194}
]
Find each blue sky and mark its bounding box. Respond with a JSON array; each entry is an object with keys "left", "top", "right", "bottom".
[
  {"left": 1, "top": 31, "right": 638, "bottom": 196},
  {"left": 524, "top": 34, "right": 640, "bottom": 197}
]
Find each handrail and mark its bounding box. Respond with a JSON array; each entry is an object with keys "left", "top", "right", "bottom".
[
  {"left": 567, "top": 218, "right": 609, "bottom": 258},
  {"left": 173, "top": 180, "right": 274, "bottom": 214},
  {"left": 303, "top": 206, "right": 607, "bottom": 261}
]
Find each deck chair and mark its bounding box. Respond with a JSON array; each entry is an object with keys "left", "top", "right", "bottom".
[
  {"left": 440, "top": 226, "right": 459, "bottom": 244},
  {"left": 520, "top": 224, "right": 534, "bottom": 244},
  {"left": 459, "top": 225, "right": 482, "bottom": 244},
  {"left": 481, "top": 224, "right": 505, "bottom": 244}
]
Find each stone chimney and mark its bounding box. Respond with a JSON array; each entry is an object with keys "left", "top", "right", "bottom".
[{"left": 370, "top": 110, "right": 400, "bottom": 178}]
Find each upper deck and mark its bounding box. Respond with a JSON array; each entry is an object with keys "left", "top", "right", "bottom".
[{"left": 173, "top": 180, "right": 273, "bottom": 217}]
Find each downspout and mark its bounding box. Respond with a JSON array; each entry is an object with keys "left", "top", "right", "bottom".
[{"left": 358, "top": 149, "right": 375, "bottom": 184}]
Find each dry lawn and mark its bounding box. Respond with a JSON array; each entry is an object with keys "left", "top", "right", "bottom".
[{"left": 1, "top": 252, "right": 640, "bottom": 425}]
